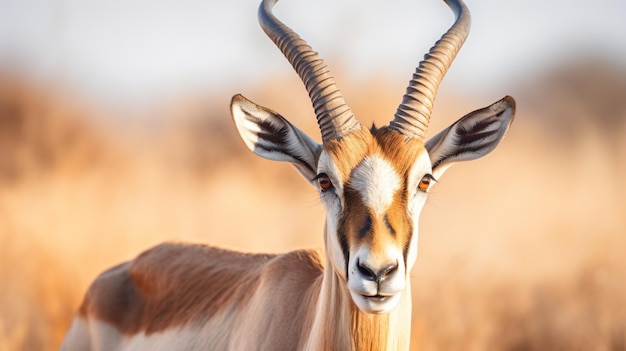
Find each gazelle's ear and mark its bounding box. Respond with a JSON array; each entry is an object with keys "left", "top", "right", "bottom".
[
  {"left": 230, "top": 94, "right": 322, "bottom": 181},
  {"left": 425, "top": 96, "right": 515, "bottom": 180}
]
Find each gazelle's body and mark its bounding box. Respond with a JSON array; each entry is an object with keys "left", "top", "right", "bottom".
[
  {"left": 62, "top": 244, "right": 411, "bottom": 350},
  {"left": 61, "top": 0, "right": 516, "bottom": 350}
]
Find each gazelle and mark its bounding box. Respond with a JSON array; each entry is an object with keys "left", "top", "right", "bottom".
[{"left": 61, "top": 0, "right": 515, "bottom": 349}]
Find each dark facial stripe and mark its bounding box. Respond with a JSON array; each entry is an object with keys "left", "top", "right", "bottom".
[
  {"left": 339, "top": 230, "right": 350, "bottom": 276},
  {"left": 339, "top": 186, "right": 363, "bottom": 274},
  {"left": 402, "top": 224, "right": 413, "bottom": 266},
  {"left": 358, "top": 214, "right": 373, "bottom": 239},
  {"left": 383, "top": 214, "right": 396, "bottom": 237}
]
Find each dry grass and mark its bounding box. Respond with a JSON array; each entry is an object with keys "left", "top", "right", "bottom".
[{"left": 0, "top": 60, "right": 625, "bottom": 350}]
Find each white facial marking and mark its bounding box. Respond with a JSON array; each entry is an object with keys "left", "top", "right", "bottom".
[
  {"left": 317, "top": 151, "right": 344, "bottom": 195},
  {"left": 341, "top": 155, "right": 407, "bottom": 314},
  {"left": 405, "top": 151, "right": 433, "bottom": 271},
  {"left": 349, "top": 155, "right": 401, "bottom": 217},
  {"left": 317, "top": 151, "right": 347, "bottom": 280}
]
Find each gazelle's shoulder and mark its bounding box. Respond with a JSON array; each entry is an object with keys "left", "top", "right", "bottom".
[
  {"left": 262, "top": 248, "right": 325, "bottom": 280},
  {"left": 77, "top": 242, "right": 280, "bottom": 334}
]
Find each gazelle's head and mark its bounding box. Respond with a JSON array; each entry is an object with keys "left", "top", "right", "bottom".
[{"left": 231, "top": 0, "right": 515, "bottom": 314}]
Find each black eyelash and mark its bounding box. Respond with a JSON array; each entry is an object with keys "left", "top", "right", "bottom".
[
  {"left": 425, "top": 174, "right": 438, "bottom": 183},
  {"left": 311, "top": 173, "right": 328, "bottom": 182}
]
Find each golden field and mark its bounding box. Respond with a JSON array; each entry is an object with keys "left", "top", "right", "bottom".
[{"left": 1, "top": 59, "right": 625, "bottom": 350}]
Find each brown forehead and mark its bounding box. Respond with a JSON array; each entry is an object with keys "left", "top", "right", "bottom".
[{"left": 324, "top": 126, "right": 427, "bottom": 180}]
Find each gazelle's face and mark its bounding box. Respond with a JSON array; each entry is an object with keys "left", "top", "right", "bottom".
[
  {"left": 231, "top": 94, "right": 514, "bottom": 314},
  {"left": 315, "top": 128, "right": 431, "bottom": 313}
]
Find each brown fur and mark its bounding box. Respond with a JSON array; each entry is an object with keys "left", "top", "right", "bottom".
[
  {"left": 79, "top": 243, "right": 323, "bottom": 338},
  {"left": 324, "top": 128, "right": 374, "bottom": 181}
]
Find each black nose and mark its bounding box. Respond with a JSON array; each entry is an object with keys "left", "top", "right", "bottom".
[{"left": 357, "top": 259, "right": 398, "bottom": 282}]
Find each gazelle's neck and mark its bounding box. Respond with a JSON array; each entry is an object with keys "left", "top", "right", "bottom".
[{"left": 303, "top": 226, "right": 413, "bottom": 351}]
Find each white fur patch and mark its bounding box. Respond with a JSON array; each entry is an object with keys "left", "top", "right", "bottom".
[
  {"left": 317, "top": 151, "right": 348, "bottom": 279},
  {"left": 58, "top": 318, "right": 93, "bottom": 351},
  {"left": 349, "top": 155, "right": 401, "bottom": 217},
  {"left": 405, "top": 151, "right": 432, "bottom": 272}
]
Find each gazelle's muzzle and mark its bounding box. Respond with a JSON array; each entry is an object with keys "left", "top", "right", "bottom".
[{"left": 347, "top": 245, "right": 407, "bottom": 314}]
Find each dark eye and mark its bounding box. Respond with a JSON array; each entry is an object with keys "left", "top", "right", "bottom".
[
  {"left": 418, "top": 174, "right": 435, "bottom": 192},
  {"left": 315, "top": 173, "right": 334, "bottom": 191}
]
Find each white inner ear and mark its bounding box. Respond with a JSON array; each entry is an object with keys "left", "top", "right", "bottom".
[
  {"left": 349, "top": 155, "right": 401, "bottom": 218},
  {"left": 231, "top": 95, "right": 322, "bottom": 181},
  {"left": 426, "top": 97, "right": 515, "bottom": 180}
]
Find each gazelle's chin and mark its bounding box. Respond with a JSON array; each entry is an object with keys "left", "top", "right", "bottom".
[{"left": 350, "top": 291, "right": 402, "bottom": 314}]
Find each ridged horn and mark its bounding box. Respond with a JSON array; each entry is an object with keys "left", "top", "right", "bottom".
[
  {"left": 259, "top": 0, "right": 360, "bottom": 142},
  {"left": 390, "top": 0, "right": 471, "bottom": 140}
]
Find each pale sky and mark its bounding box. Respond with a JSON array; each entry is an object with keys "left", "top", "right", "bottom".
[{"left": 1, "top": 0, "right": 625, "bottom": 107}]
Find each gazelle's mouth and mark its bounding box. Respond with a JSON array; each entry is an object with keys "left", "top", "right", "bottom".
[
  {"left": 364, "top": 294, "right": 392, "bottom": 304},
  {"left": 350, "top": 290, "right": 402, "bottom": 314}
]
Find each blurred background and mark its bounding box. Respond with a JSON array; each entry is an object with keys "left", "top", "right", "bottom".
[{"left": 1, "top": 0, "right": 625, "bottom": 349}]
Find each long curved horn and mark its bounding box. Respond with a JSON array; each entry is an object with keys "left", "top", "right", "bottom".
[
  {"left": 389, "top": 0, "right": 471, "bottom": 140},
  {"left": 259, "top": 0, "right": 360, "bottom": 142}
]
